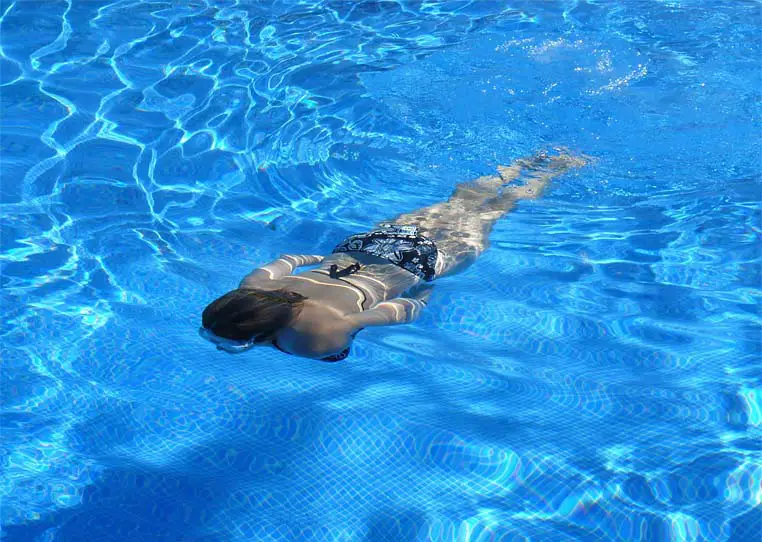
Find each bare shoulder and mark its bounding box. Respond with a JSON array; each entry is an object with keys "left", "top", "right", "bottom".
[
  {"left": 287, "top": 300, "right": 356, "bottom": 351},
  {"left": 297, "top": 300, "right": 355, "bottom": 334},
  {"left": 239, "top": 274, "right": 287, "bottom": 290}
]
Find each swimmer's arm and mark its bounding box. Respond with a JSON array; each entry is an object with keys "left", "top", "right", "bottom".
[
  {"left": 240, "top": 254, "right": 324, "bottom": 287},
  {"left": 347, "top": 297, "right": 428, "bottom": 328}
]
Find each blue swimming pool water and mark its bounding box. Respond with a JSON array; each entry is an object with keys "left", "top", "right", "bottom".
[{"left": 1, "top": 1, "right": 760, "bottom": 540}]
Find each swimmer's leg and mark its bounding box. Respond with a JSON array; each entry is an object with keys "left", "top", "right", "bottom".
[
  {"left": 379, "top": 157, "right": 525, "bottom": 231},
  {"left": 383, "top": 150, "right": 587, "bottom": 277}
]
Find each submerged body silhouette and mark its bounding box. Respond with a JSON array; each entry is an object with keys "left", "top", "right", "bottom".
[{"left": 201, "top": 151, "right": 586, "bottom": 360}]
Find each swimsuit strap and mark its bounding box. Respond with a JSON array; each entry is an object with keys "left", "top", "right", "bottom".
[
  {"left": 272, "top": 339, "right": 351, "bottom": 362},
  {"left": 329, "top": 262, "right": 362, "bottom": 279}
]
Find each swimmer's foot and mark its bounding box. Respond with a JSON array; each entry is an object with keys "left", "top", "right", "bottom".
[
  {"left": 543, "top": 147, "right": 589, "bottom": 170},
  {"left": 466, "top": 149, "right": 589, "bottom": 203},
  {"left": 500, "top": 148, "right": 588, "bottom": 200},
  {"left": 498, "top": 148, "right": 587, "bottom": 184}
]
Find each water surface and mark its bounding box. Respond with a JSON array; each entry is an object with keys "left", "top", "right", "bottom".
[{"left": 1, "top": 1, "right": 760, "bottom": 541}]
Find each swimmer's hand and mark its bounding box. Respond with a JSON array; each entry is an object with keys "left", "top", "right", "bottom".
[
  {"left": 406, "top": 283, "right": 435, "bottom": 305},
  {"left": 344, "top": 283, "right": 433, "bottom": 330},
  {"left": 349, "top": 297, "right": 428, "bottom": 328}
]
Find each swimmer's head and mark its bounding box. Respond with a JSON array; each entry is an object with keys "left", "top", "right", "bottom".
[{"left": 201, "top": 288, "right": 307, "bottom": 351}]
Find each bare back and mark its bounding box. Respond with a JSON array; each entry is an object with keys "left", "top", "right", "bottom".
[{"left": 243, "top": 251, "right": 420, "bottom": 315}]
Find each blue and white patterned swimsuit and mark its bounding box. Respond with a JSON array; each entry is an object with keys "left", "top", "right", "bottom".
[{"left": 332, "top": 224, "right": 439, "bottom": 282}]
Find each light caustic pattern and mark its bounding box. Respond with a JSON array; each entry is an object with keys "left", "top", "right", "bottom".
[{"left": 1, "top": 1, "right": 761, "bottom": 541}]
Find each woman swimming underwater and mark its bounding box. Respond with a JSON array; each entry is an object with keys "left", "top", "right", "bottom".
[{"left": 200, "top": 151, "right": 586, "bottom": 361}]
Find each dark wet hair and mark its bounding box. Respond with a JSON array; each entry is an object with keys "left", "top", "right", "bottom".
[{"left": 201, "top": 288, "right": 307, "bottom": 342}]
